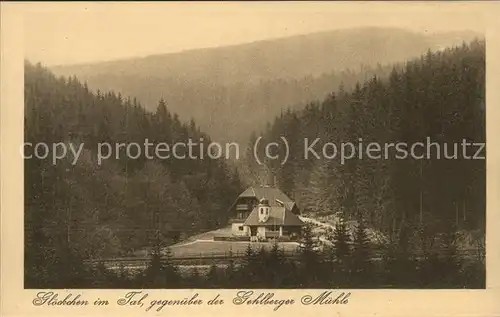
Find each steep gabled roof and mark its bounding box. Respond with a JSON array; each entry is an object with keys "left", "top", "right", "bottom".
[
  {"left": 238, "top": 186, "right": 293, "bottom": 207},
  {"left": 243, "top": 206, "right": 304, "bottom": 227}
]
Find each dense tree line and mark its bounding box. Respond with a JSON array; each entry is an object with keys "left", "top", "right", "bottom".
[
  {"left": 24, "top": 39, "right": 486, "bottom": 289},
  {"left": 248, "top": 40, "right": 485, "bottom": 247},
  {"left": 24, "top": 62, "right": 243, "bottom": 287},
  {"left": 38, "top": 222, "right": 484, "bottom": 289}
]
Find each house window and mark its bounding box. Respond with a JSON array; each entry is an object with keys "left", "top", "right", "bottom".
[{"left": 238, "top": 226, "right": 244, "bottom": 231}]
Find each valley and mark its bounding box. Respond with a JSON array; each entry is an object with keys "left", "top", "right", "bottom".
[{"left": 24, "top": 28, "right": 486, "bottom": 289}]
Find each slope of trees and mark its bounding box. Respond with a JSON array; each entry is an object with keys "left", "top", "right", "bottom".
[
  {"left": 24, "top": 38, "right": 486, "bottom": 289},
  {"left": 249, "top": 40, "right": 485, "bottom": 242},
  {"left": 24, "top": 62, "right": 243, "bottom": 287}
]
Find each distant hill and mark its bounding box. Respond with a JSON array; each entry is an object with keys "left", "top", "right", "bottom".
[{"left": 50, "top": 27, "right": 482, "bottom": 143}]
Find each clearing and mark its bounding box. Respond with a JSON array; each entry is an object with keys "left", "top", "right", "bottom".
[{"left": 169, "top": 239, "right": 300, "bottom": 258}]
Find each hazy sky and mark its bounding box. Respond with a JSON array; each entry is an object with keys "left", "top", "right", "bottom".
[{"left": 22, "top": 2, "right": 488, "bottom": 66}]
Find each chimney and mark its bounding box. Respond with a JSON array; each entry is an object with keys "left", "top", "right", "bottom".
[{"left": 266, "top": 168, "right": 274, "bottom": 187}]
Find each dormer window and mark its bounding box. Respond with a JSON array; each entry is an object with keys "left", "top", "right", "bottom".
[{"left": 258, "top": 197, "right": 271, "bottom": 222}]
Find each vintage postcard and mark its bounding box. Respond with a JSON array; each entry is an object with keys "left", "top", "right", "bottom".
[{"left": 1, "top": 2, "right": 500, "bottom": 317}]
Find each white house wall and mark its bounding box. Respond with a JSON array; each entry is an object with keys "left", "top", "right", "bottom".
[{"left": 231, "top": 223, "right": 249, "bottom": 236}]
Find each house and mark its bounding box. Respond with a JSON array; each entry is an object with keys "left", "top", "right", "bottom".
[
  {"left": 244, "top": 198, "right": 304, "bottom": 241},
  {"left": 228, "top": 185, "right": 304, "bottom": 240}
]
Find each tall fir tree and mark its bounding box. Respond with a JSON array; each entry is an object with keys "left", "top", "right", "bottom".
[
  {"left": 330, "top": 214, "right": 351, "bottom": 287},
  {"left": 298, "top": 223, "right": 321, "bottom": 287},
  {"left": 351, "top": 217, "right": 372, "bottom": 287}
]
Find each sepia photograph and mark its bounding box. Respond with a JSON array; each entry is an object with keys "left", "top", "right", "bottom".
[{"left": 16, "top": 2, "right": 488, "bottom": 291}]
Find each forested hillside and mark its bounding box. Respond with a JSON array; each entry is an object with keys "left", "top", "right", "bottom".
[
  {"left": 51, "top": 28, "right": 481, "bottom": 143},
  {"left": 22, "top": 38, "right": 486, "bottom": 290},
  {"left": 249, "top": 40, "right": 485, "bottom": 241},
  {"left": 24, "top": 62, "right": 243, "bottom": 286}
]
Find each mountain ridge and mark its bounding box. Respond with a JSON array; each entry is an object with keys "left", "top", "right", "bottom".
[
  {"left": 48, "top": 27, "right": 483, "bottom": 143},
  {"left": 50, "top": 27, "right": 482, "bottom": 82},
  {"left": 50, "top": 27, "right": 482, "bottom": 69}
]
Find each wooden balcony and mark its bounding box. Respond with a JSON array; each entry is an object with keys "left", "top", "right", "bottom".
[
  {"left": 236, "top": 204, "right": 250, "bottom": 211},
  {"left": 228, "top": 217, "right": 246, "bottom": 224}
]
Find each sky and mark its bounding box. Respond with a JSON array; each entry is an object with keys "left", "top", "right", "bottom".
[{"left": 21, "top": 2, "right": 488, "bottom": 66}]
